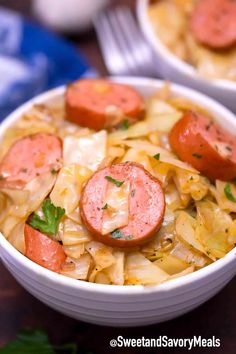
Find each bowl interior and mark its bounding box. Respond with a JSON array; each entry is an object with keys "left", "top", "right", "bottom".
[{"left": 0, "top": 76, "right": 236, "bottom": 295}]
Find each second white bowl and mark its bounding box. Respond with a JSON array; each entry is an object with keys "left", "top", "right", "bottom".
[{"left": 137, "top": 0, "right": 236, "bottom": 113}]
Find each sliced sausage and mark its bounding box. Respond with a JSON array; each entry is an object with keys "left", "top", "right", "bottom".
[
  {"left": 169, "top": 111, "right": 236, "bottom": 181},
  {"left": 190, "top": 0, "right": 236, "bottom": 49},
  {"left": 25, "top": 224, "right": 66, "bottom": 273},
  {"left": 80, "top": 162, "right": 165, "bottom": 247},
  {"left": 65, "top": 79, "right": 144, "bottom": 130},
  {"left": 0, "top": 133, "right": 62, "bottom": 189}
]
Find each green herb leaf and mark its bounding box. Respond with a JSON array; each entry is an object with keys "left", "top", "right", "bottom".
[
  {"left": 51, "top": 169, "right": 57, "bottom": 175},
  {"left": 120, "top": 119, "right": 129, "bottom": 130},
  {"left": 0, "top": 329, "right": 54, "bottom": 354},
  {"left": 111, "top": 229, "right": 125, "bottom": 239},
  {"left": 192, "top": 153, "right": 202, "bottom": 159},
  {"left": 153, "top": 153, "right": 160, "bottom": 160},
  {"left": 105, "top": 176, "right": 124, "bottom": 187},
  {"left": 29, "top": 199, "right": 65, "bottom": 236},
  {"left": 0, "top": 328, "right": 77, "bottom": 354},
  {"left": 224, "top": 183, "right": 236, "bottom": 203},
  {"left": 101, "top": 203, "right": 108, "bottom": 210}
]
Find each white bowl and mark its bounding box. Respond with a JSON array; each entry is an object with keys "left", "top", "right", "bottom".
[
  {"left": 137, "top": 0, "right": 236, "bottom": 113},
  {"left": 0, "top": 77, "right": 236, "bottom": 327}
]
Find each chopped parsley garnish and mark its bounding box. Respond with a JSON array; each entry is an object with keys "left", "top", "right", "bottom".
[
  {"left": 153, "top": 153, "right": 160, "bottom": 160},
  {"left": 50, "top": 168, "right": 57, "bottom": 175},
  {"left": 110, "top": 229, "right": 133, "bottom": 240},
  {"left": 29, "top": 199, "right": 65, "bottom": 236},
  {"left": 121, "top": 119, "right": 129, "bottom": 130},
  {"left": 101, "top": 203, "right": 108, "bottom": 210},
  {"left": 192, "top": 153, "right": 202, "bottom": 159},
  {"left": 105, "top": 176, "right": 124, "bottom": 187},
  {"left": 0, "top": 328, "right": 77, "bottom": 354},
  {"left": 224, "top": 183, "right": 236, "bottom": 203},
  {"left": 111, "top": 229, "right": 125, "bottom": 239}
]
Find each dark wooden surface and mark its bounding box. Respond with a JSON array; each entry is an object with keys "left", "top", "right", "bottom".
[{"left": 0, "top": 1, "right": 235, "bottom": 353}]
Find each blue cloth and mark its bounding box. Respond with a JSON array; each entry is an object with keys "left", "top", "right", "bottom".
[{"left": 0, "top": 7, "right": 96, "bottom": 120}]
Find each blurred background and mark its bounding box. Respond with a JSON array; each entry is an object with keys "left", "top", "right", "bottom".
[{"left": 0, "top": 0, "right": 136, "bottom": 120}]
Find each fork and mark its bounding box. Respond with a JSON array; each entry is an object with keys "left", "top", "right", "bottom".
[{"left": 93, "top": 7, "right": 157, "bottom": 77}]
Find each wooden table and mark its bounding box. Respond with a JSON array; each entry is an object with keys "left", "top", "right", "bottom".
[{"left": 0, "top": 1, "right": 236, "bottom": 353}]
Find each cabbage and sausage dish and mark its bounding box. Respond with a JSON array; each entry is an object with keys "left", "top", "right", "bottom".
[
  {"left": 148, "top": 0, "right": 236, "bottom": 81},
  {"left": 0, "top": 78, "right": 236, "bottom": 286}
]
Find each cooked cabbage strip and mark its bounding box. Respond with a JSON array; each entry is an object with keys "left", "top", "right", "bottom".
[
  {"left": 125, "top": 252, "right": 169, "bottom": 285},
  {"left": 102, "top": 181, "right": 130, "bottom": 235},
  {"left": 63, "top": 131, "right": 107, "bottom": 171},
  {"left": 50, "top": 164, "right": 92, "bottom": 215}
]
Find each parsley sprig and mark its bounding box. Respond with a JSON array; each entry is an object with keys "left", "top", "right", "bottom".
[
  {"left": 105, "top": 176, "right": 124, "bottom": 187},
  {"left": 0, "top": 329, "right": 77, "bottom": 354},
  {"left": 111, "top": 229, "right": 133, "bottom": 240},
  {"left": 153, "top": 153, "right": 160, "bottom": 160},
  {"left": 29, "top": 199, "right": 65, "bottom": 236},
  {"left": 224, "top": 183, "right": 236, "bottom": 203},
  {"left": 111, "top": 229, "right": 125, "bottom": 239},
  {"left": 120, "top": 119, "right": 129, "bottom": 130}
]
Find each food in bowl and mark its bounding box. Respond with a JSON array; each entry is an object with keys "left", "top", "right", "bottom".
[
  {"left": 0, "top": 78, "right": 236, "bottom": 287},
  {"left": 148, "top": 0, "right": 236, "bottom": 81}
]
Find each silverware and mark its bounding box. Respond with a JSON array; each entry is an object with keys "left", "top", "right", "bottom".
[{"left": 93, "top": 7, "right": 157, "bottom": 77}]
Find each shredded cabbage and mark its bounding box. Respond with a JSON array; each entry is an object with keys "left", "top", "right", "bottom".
[
  {"left": 102, "top": 181, "right": 130, "bottom": 234},
  {"left": 63, "top": 131, "right": 107, "bottom": 171},
  {"left": 50, "top": 164, "right": 92, "bottom": 215},
  {"left": 125, "top": 252, "right": 169, "bottom": 285}
]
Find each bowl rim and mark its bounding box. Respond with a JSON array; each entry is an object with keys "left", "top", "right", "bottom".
[
  {"left": 0, "top": 76, "right": 236, "bottom": 296},
  {"left": 136, "top": 0, "right": 236, "bottom": 92}
]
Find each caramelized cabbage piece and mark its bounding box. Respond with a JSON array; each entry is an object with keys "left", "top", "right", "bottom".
[
  {"left": 102, "top": 180, "right": 130, "bottom": 235},
  {"left": 125, "top": 252, "right": 169, "bottom": 285},
  {"left": 86, "top": 241, "right": 115, "bottom": 276},
  {"left": 196, "top": 200, "right": 235, "bottom": 259},
  {"left": 211, "top": 181, "right": 236, "bottom": 213},
  {"left": 146, "top": 98, "right": 182, "bottom": 132},
  {"left": 61, "top": 254, "right": 91, "bottom": 280},
  {"left": 154, "top": 254, "right": 189, "bottom": 275},
  {"left": 50, "top": 164, "right": 92, "bottom": 215},
  {"left": 104, "top": 251, "right": 125, "bottom": 285},
  {"left": 63, "top": 131, "right": 107, "bottom": 171}
]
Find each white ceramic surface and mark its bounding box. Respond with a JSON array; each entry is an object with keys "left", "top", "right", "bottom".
[
  {"left": 32, "top": 0, "right": 110, "bottom": 33},
  {"left": 137, "top": 0, "right": 236, "bottom": 113},
  {"left": 0, "top": 77, "right": 236, "bottom": 327}
]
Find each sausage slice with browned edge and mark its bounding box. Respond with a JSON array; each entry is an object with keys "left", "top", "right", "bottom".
[
  {"left": 25, "top": 224, "right": 66, "bottom": 273},
  {"left": 0, "top": 133, "right": 62, "bottom": 189},
  {"left": 80, "top": 162, "right": 165, "bottom": 247},
  {"left": 65, "top": 79, "right": 144, "bottom": 130},
  {"left": 190, "top": 0, "right": 236, "bottom": 49},
  {"left": 169, "top": 111, "right": 236, "bottom": 181}
]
